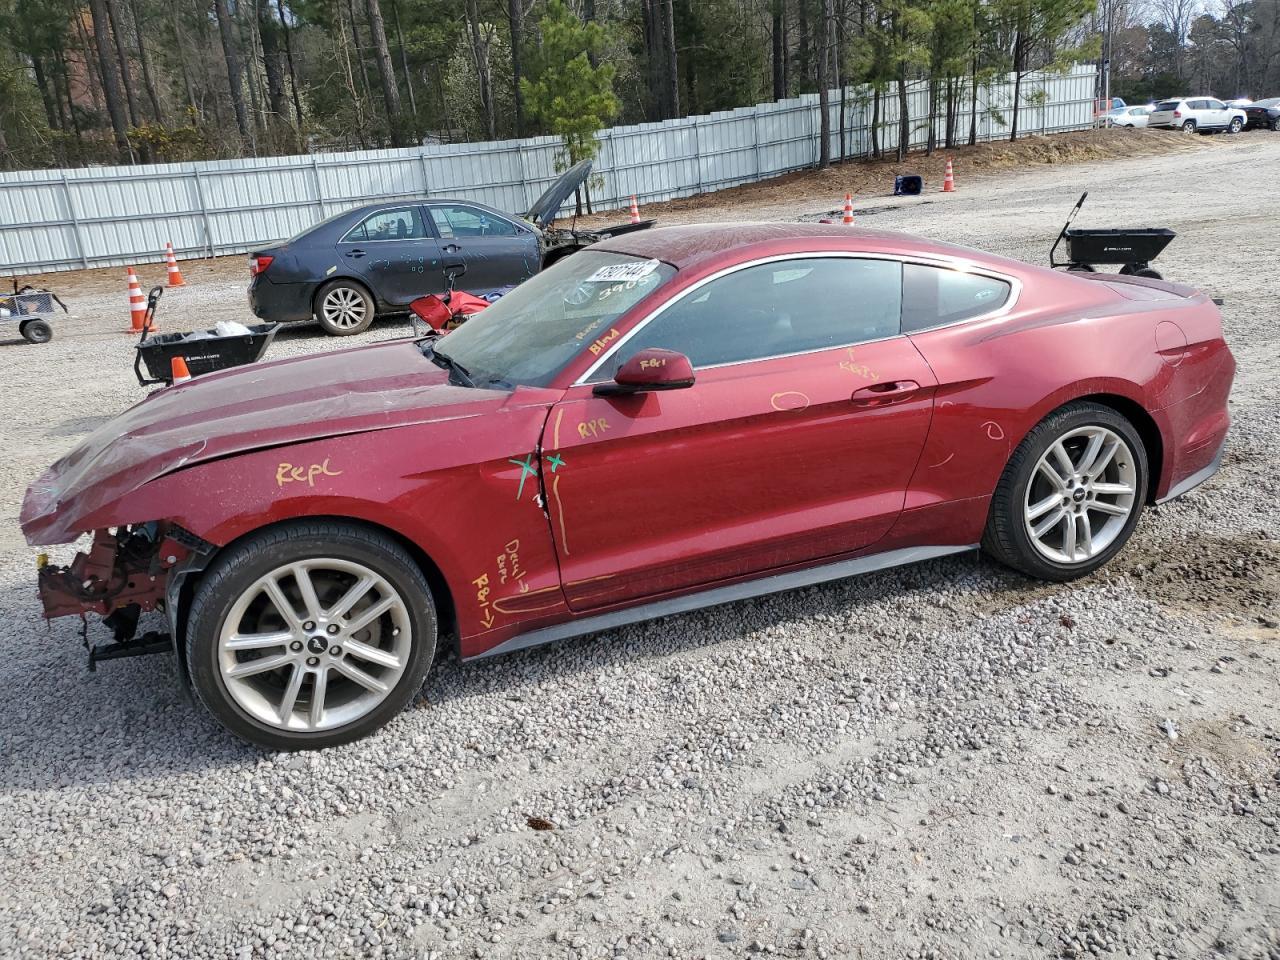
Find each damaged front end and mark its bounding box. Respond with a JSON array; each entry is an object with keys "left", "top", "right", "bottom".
[{"left": 37, "top": 522, "right": 212, "bottom": 670}]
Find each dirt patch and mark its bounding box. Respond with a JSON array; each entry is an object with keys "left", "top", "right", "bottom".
[{"left": 1122, "top": 534, "right": 1280, "bottom": 624}]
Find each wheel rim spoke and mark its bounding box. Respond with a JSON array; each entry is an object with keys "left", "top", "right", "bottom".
[
  {"left": 333, "top": 659, "right": 389, "bottom": 694},
  {"left": 1050, "top": 441, "right": 1075, "bottom": 477},
  {"left": 1077, "top": 433, "right": 1104, "bottom": 476},
  {"left": 1036, "top": 460, "right": 1067, "bottom": 492},
  {"left": 1077, "top": 512, "right": 1094, "bottom": 556},
  {"left": 1087, "top": 499, "right": 1129, "bottom": 517},
  {"left": 328, "top": 574, "right": 376, "bottom": 620},
  {"left": 345, "top": 594, "right": 397, "bottom": 635},
  {"left": 225, "top": 631, "right": 293, "bottom": 651},
  {"left": 1032, "top": 507, "right": 1066, "bottom": 539},
  {"left": 1026, "top": 493, "right": 1061, "bottom": 522},
  {"left": 277, "top": 663, "right": 306, "bottom": 724},
  {"left": 292, "top": 563, "right": 323, "bottom": 620},
  {"left": 1090, "top": 482, "right": 1134, "bottom": 496},
  {"left": 309, "top": 668, "right": 329, "bottom": 729},
  {"left": 226, "top": 652, "right": 294, "bottom": 679},
  {"left": 344, "top": 637, "right": 403, "bottom": 670},
  {"left": 262, "top": 575, "right": 302, "bottom": 630},
  {"left": 1063, "top": 512, "right": 1078, "bottom": 561}
]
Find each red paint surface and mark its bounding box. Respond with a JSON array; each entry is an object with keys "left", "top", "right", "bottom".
[{"left": 22, "top": 225, "right": 1235, "bottom": 658}]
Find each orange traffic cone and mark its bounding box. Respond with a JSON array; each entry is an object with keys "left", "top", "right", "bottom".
[
  {"left": 170, "top": 356, "right": 192, "bottom": 385},
  {"left": 942, "top": 159, "right": 955, "bottom": 193},
  {"left": 842, "top": 193, "right": 854, "bottom": 225},
  {"left": 629, "top": 196, "right": 641, "bottom": 224},
  {"left": 164, "top": 242, "right": 186, "bottom": 287},
  {"left": 126, "top": 267, "right": 149, "bottom": 332}
]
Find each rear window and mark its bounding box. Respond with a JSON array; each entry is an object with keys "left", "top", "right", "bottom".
[
  {"left": 902, "top": 264, "right": 1012, "bottom": 332},
  {"left": 1155, "top": 100, "right": 1182, "bottom": 111}
]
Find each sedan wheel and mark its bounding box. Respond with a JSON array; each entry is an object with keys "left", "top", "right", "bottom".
[
  {"left": 1022, "top": 426, "right": 1138, "bottom": 565},
  {"left": 1271, "top": 118, "right": 1279, "bottom": 132},
  {"left": 983, "top": 402, "right": 1148, "bottom": 581},
  {"left": 187, "top": 522, "right": 437, "bottom": 749},
  {"left": 316, "top": 281, "right": 374, "bottom": 336}
]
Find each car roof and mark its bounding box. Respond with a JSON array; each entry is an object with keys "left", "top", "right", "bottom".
[{"left": 589, "top": 221, "right": 1024, "bottom": 275}]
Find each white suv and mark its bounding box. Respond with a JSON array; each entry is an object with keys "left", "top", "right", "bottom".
[{"left": 1148, "top": 97, "right": 1246, "bottom": 134}]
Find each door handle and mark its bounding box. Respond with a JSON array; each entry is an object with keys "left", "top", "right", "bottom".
[
  {"left": 346, "top": 248, "right": 366, "bottom": 259},
  {"left": 850, "top": 380, "right": 920, "bottom": 407},
  {"left": 442, "top": 243, "right": 462, "bottom": 254}
]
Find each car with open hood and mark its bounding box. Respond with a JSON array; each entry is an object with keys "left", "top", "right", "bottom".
[
  {"left": 24, "top": 223, "right": 1235, "bottom": 750},
  {"left": 246, "top": 159, "right": 653, "bottom": 335}
]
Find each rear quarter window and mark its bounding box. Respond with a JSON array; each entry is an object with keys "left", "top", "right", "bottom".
[{"left": 902, "top": 264, "right": 1012, "bottom": 332}]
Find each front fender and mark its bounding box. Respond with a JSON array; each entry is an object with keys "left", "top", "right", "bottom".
[{"left": 103, "top": 414, "right": 571, "bottom": 649}]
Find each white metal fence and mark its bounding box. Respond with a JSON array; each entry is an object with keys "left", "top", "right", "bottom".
[{"left": 0, "top": 65, "right": 1096, "bottom": 276}]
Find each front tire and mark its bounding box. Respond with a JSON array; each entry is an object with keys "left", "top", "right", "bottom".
[
  {"left": 983, "top": 402, "right": 1148, "bottom": 581},
  {"left": 186, "top": 521, "right": 437, "bottom": 750},
  {"left": 316, "top": 280, "right": 375, "bottom": 336},
  {"left": 1228, "top": 118, "right": 1243, "bottom": 134}
]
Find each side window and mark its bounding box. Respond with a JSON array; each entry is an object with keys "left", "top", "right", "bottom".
[
  {"left": 344, "top": 207, "right": 427, "bottom": 242},
  {"left": 599, "top": 257, "right": 902, "bottom": 374},
  {"left": 1189, "top": 100, "right": 1209, "bottom": 110},
  {"left": 430, "top": 205, "right": 519, "bottom": 239},
  {"left": 1207, "top": 99, "right": 1226, "bottom": 110},
  {"left": 901, "top": 263, "right": 1011, "bottom": 332}
]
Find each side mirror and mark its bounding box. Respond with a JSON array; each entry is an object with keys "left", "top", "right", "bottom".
[{"left": 593, "top": 348, "right": 695, "bottom": 396}]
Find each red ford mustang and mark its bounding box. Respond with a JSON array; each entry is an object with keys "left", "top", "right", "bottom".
[{"left": 22, "top": 223, "right": 1234, "bottom": 749}]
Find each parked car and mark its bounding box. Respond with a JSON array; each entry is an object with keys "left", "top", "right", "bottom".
[
  {"left": 23, "top": 223, "right": 1235, "bottom": 749},
  {"left": 1103, "top": 105, "right": 1152, "bottom": 128},
  {"left": 1148, "top": 97, "right": 1246, "bottom": 134},
  {"left": 1225, "top": 98, "right": 1254, "bottom": 108},
  {"left": 1243, "top": 97, "right": 1280, "bottom": 130},
  {"left": 247, "top": 160, "right": 652, "bottom": 335}
]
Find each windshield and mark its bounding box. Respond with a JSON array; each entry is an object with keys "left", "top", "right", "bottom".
[{"left": 429, "top": 250, "right": 676, "bottom": 387}]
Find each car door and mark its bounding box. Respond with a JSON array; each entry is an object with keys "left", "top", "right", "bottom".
[
  {"left": 541, "top": 255, "right": 938, "bottom": 612},
  {"left": 334, "top": 205, "right": 441, "bottom": 305},
  {"left": 426, "top": 203, "right": 540, "bottom": 294},
  {"left": 1204, "top": 99, "right": 1229, "bottom": 128}
]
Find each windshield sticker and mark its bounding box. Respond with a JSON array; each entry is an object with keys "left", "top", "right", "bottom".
[{"left": 584, "top": 259, "right": 661, "bottom": 283}]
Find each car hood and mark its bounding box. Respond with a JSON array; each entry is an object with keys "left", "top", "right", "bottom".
[
  {"left": 524, "top": 159, "right": 593, "bottom": 229},
  {"left": 21, "top": 338, "right": 514, "bottom": 544}
]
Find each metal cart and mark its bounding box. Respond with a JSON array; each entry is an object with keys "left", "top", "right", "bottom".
[
  {"left": 1050, "top": 192, "right": 1176, "bottom": 279},
  {"left": 1, "top": 282, "right": 68, "bottom": 343}
]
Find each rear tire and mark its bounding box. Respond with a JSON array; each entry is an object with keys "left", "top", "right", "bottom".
[
  {"left": 1271, "top": 118, "right": 1280, "bottom": 132},
  {"left": 315, "top": 280, "right": 375, "bottom": 336},
  {"left": 1181, "top": 120, "right": 1197, "bottom": 133},
  {"left": 19, "top": 319, "right": 53, "bottom": 343},
  {"left": 186, "top": 521, "right": 437, "bottom": 750},
  {"left": 982, "top": 402, "right": 1148, "bottom": 582}
]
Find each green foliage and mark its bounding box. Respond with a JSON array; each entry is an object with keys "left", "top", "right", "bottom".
[
  {"left": 521, "top": 0, "right": 619, "bottom": 165},
  {"left": 128, "top": 122, "right": 215, "bottom": 162}
]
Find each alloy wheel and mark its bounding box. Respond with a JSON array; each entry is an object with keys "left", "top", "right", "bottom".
[
  {"left": 217, "top": 558, "right": 412, "bottom": 731},
  {"left": 322, "top": 288, "right": 368, "bottom": 330},
  {"left": 1022, "top": 425, "right": 1138, "bottom": 565}
]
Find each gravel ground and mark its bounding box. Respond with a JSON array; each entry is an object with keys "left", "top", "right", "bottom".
[{"left": 2, "top": 133, "right": 1278, "bottom": 959}]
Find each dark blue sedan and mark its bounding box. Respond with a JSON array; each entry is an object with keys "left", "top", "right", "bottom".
[{"left": 246, "top": 161, "right": 652, "bottom": 336}]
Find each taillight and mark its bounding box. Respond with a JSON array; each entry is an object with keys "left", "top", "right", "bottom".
[
  {"left": 1173, "top": 110, "right": 1181, "bottom": 118},
  {"left": 249, "top": 255, "right": 274, "bottom": 276}
]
